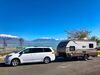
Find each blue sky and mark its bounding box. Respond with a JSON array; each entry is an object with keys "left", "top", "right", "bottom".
[{"left": 0, "top": 0, "right": 100, "bottom": 40}]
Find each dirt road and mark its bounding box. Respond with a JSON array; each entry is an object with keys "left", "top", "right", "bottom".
[{"left": 0, "top": 57, "right": 100, "bottom": 75}]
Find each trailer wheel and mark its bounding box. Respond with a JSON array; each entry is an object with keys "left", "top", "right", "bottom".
[{"left": 83, "top": 54, "right": 89, "bottom": 61}]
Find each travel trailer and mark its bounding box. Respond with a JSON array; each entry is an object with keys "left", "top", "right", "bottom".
[{"left": 57, "top": 40, "right": 97, "bottom": 60}]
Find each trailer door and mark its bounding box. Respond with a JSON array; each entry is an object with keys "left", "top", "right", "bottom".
[{"left": 69, "top": 46, "right": 75, "bottom": 51}]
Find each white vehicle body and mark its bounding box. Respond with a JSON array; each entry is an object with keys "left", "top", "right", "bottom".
[{"left": 4, "top": 47, "right": 55, "bottom": 65}]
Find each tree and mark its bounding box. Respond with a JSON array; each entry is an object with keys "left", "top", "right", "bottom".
[
  {"left": 2, "top": 38, "right": 7, "bottom": 52},
  {"left": 90, "top": 36, "right": 100, "bottom": 45},
  {"left": 2, "top": 38, "right": 7, "bottom": 48},
  {"left": 65, "top": 29, "right": 90, "bottom": 40},
  {"left": 0, "top": 37, "right": 10, "bottom": 52},
  {"left": 90, "top": 36, "right": 97, "bottom": 41},
  {"left": 19, "top": 38, "right": 24, "bottom": 47}
]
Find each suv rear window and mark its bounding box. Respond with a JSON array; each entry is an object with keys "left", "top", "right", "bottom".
[{"left": 43, "top": 48, "right": 52, "bottom": 52}]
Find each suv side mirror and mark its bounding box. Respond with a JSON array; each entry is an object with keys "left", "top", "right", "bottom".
[{"left": 19, "top": 51, "right": 23, "bottom": 55}]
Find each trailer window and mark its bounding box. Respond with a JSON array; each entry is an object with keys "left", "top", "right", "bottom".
[
  {"left": 89, "top": 44, "right": 94, "bottom": 48},
  {"left": 70, "top": 46, "right": 75, "bottom": 51},
  {"left": 82, "top": 46, "right": 86, "bottom": 48}
]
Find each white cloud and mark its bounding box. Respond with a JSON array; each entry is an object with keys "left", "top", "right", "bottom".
[
  {"left": 0, "top": 34, "right": 19, "bottom": 38},
  {"left": 55, "top": 38, "right": 67, "bottom": 40},
  {"left": 39, "top": 37, "right": 66, "bottom": 40}
]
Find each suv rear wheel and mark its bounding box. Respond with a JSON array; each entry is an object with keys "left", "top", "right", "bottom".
[{"left": 44, "top": 57, "right": 51, "bottom": 64}]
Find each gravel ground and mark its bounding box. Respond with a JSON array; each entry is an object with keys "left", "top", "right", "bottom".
[{"left": 0, "top": 57, "right": 100, "bottom": 75}]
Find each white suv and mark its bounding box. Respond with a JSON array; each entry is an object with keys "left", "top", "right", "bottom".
[{"left": 4, "top": 47, "right": 55, "bottom": 66}]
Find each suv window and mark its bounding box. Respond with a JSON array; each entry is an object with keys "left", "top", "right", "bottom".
[
  {"left": 43, "top": 48, "right": 52, "bottom": 52},
  {"left": 23, "top": 48, "right": 52, "bottom": 53},
  {"left": 23, "top": 48, "right": 32, "bottom": 54},
  {"left": 30, "top": 48, "right": 43, "bottom": 53}
]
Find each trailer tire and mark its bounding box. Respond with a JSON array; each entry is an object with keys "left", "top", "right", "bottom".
[{"left": 83, "top": 54, "right": 89, "bottom": 61}]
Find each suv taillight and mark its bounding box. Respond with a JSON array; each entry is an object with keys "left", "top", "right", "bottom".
[{"left": 52, "top": 52, "right": 55, "bottom": 54}]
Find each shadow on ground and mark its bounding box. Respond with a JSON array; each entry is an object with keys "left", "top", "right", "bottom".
[{"left": 0, "top": 57, "right": 92, "bottom": 67}]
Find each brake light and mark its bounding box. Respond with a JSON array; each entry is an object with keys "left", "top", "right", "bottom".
[{"left": 52, "top": 52, "right": 55, "bottom": 54}]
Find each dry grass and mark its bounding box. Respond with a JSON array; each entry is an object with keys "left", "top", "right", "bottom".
[
  {"left": 0, "top": 56, "right": 4, "bottom": 61},
  {"left": 0, "top": 52, "right": 10, "bottom": 61},
  {"left": 0, "top": 52, "right": 10, "bottom": 56}
]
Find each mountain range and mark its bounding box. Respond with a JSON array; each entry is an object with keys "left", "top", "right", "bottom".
[
  {"left": 0, "top": 38, "right": 61, "bottom": 49},
  {"left": 0, "top": 38, "right": 61, "bottom": 44}
]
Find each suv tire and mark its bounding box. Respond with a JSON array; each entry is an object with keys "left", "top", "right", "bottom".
[
  {"left": 43, "top": 57, "right": 51, "bottom": 64},
  {"left": 11, "top": 59, "right": 20, "bottom": 67}
]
